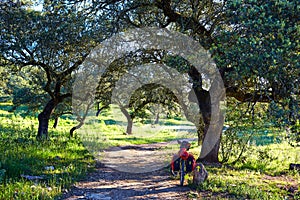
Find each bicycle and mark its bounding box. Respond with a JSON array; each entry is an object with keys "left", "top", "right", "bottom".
[{"left": 170, "top": 140, "right": 196, "bottom": 186}]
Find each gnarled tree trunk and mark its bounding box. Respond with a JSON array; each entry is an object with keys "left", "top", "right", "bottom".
[
  {"left": 37, "top": 99, "right": 57, "bottom": 140},
  {"left": 199, "top": 110, "right": 224, "bottom": 164},
  {"left": 196, "top": 89, "right": 221, "bottom": 163},
  {"left": 120, "top": 106, "right": 133, "bottom": 135},
  {"left": 189, "top": 67, "right": 224, "bottom": 164},
  {"left": 197, "top": 82, "right": 225, "bottom": 164}
]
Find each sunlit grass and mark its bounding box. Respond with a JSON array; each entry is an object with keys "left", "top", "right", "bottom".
[
  {"left": 0, "top": 103, "right": 299, "bottom": 199},
  {"left": 188, "top": 164, "right": 300, "bottom": 199},
  {"left": 77, "top": 114, "right": 197, "bottom": 149},
  {"left": 185, "top": 141, "right": 300, "bottom": 199},
  {"left": 233, "top": 142, "right": 300, "bottom": 175},
  {"left": 0, "top": 111, "right": 94, "bottom": 200}
]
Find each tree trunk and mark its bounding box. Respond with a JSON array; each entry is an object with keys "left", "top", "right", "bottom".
[
  {"left": 188, "top": 64, "right": 225, "bottom": 164},
  {"left": 53, "top": 117, "right": 59, "bottom": 128},
  {"left": 37, "top": 99, "right": 57, "bottom": 140},
  {"left": 198, "top": 136, "right": 221, "bottom": 163},
  {"left": 120, "top": 106, "right": 133, "bottom": 135},
  {"left": 195, "top": 88, "right": 224, "bottom": 164},
  {"left": 126, "top": 119, "right": 133, "bottom": 135},
  {"left": 154, "top": 113, "right": 159, "bottom": 124},
  {"left": 196, "top": 125, "right": 203, "bottom": 146},
  {"left": 70, "top": 120, "right": 84, "bottom": 137}
]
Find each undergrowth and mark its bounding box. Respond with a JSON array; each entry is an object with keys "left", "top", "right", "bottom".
[{"left": 186, "top": 142, "right": 300, "bottom": 199}]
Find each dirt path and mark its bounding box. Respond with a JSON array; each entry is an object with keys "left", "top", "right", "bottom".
[
  {"left": 60, "top": 138, "right": 300, "bottom": 199},
  {"left": 61, "top": 140, "right": 200, "bottom": 200},
  {"left": 61, "top": 162, "right": 195, "bottom": 200}
]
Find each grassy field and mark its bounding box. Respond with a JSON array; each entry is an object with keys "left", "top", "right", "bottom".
[
  {"left": 0, "top": 104, "right": 94, "bottom": 199},
  {"left": 0, "top": 103, "right": 299, "bottom": 199},
  {"left": 186, "top": 141, "right": 300, "bottom": 199}
]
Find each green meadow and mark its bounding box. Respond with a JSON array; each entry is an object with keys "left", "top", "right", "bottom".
[{"left": 0, "top": 102, "right": 299, "bottom": 199}]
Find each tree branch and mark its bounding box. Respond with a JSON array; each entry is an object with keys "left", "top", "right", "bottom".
[
  {"left": 226, "top": 86, "right": 273, "bottom": 103},
  {"left": 155, "top": 0, "right": 214, "bottom": 49},
  {"left": 22, "top": 60, "right": 55, "bottom": 98},
  {"left": 60, "top": 53, "right": 89, "bottom": 80}
]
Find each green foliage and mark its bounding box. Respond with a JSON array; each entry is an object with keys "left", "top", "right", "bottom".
[
  {"left": 163, "top": 55, "right": 192, "bottom": 74},
  {"left": 0, "top": 0, "right": 299, "bottom": 197},
  {"left": 0, "top": 162, "right": 5, "bottom": 184},
  {"left": 216, "top": 0, "right": 299, "bottom": 82},
  {"left": 0, "top": 0, "right": 116, "bottom": 138},
  {"left": 5, "top": 68, "right": 49, "bottom": 114},
  {"left": 0, "top": 101, "right": 299, "bottom": 199},
  {"left": 0, "top": 66, "right": 10, "bottom": 97},
  {"left": 236, "top": 142, "right": 300, "bottom": 174},
  {"left": 219, "top": 127, "right": 252, "bottom": 164},
  {"left": 220, "top": 97, "right": 282, "bottom": 164},
  {"left": 212, "top": 1, "right": 299, "bottom": 150},
  {"left": 288, "top": 121, "right": 300, "bottom": 147}
]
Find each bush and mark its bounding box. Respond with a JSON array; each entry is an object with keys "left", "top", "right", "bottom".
[
  {"left": 0, "top": 162, "right": 6, "bottom": 183},
  {"left": 219, "top": 127, "right": 253, "bottom": 164}
]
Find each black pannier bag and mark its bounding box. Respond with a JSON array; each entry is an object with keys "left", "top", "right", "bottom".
[
  {"left": 171, "top": 156, "right": 180, "bottom": 171},
  {"left": 186, "top": 154, "right": 196, "bottom": 173},
  {"left": 171, "top": 154, "right": 196, "bottom": 172}
]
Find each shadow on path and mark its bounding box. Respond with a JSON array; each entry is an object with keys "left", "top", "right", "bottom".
[{"left": 61, "top": 162, "right": 192, "bottom": 200}]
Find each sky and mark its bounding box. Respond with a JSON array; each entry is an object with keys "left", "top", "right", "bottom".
[{"left": 31, "top": 0, "right": 43, "bottom": 11}]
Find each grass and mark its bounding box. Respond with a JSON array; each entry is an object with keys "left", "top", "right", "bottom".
[
  {"left": 235, "top": 142, "right": 300, "bottom": 174},
  {"left": 185, "top": 141, "right": 300, "bottom": 199},
  {"left": 0, "top": 103, "right": 196, "bottom": 199},
  {"left": 0, "top": 104, "right": 94, "bottom": 200},
  {"left": 76, "top": 106, "right": 197, "bottom": 153},
  {"left": 0, "top": 103, "right": 299, "bottom": 199},
  {"left": 188, "top": 165, "right": 300, "bottom": 199}
]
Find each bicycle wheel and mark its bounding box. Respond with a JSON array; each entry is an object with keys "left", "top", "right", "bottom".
[
  {"left": 170, "top": 167, "right": 176, "bottom": 176},
  {"left": 180, "top": 159, "right": 185, "bottom": 186}
]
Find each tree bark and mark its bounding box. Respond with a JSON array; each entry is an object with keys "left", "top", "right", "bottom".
[
  {"left": 196, "top": 120, "right": 204, "bottom": 146},
  {"left": 70, "top": 120, "right": 84, "bottom": 137},
  {"left": 126, "top": 119, "right": 133, "bottom": 135},
  {"left": 188, "top": 65, "right": 224, "bottom": 164},
  {"left": 197, "top": 87, "right": 225, "bottom": 164},
  {"left": 196, "top": 89, "right": 222, "bottom": 163},
  {"left": 198, "top": 135, "right": 221, "bottom": 163},
  {"left": 53, "top": 117, "right": 59, "bottom": 128},
  {"left": 37, "top": 99, "right": 57, "bottom": 140},
  {"left": 154, "top": 113, "right": 159, "bottom": 124},
  {"left": 120, "top": 106, "right": 133, "bottom": 135}
]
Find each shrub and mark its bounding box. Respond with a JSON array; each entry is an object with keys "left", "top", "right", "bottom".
[{"left": 0, "top": 162, "right": 6, "bottom": 183}]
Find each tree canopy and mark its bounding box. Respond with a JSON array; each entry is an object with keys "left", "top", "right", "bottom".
[
  {"left": 0, "top": 0, "right": 114, "bottom": 138},
  {"left": 0, "top": 0, "right": 298, "bottom": 162}
]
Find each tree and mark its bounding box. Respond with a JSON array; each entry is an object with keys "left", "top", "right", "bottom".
[
  {"left": 87, "top": 0, "right": 299, "bottom": 163},
  {"left": 95, "top": 50, "right": 197, "bottom": 135},
  {"left": 0, "top": 65, "right": 10, "bottom": 98},
  {"left": 0, "top": 0, "right": 113, "bottom": 139},
  {"left": 127, "top": 83, "right": 182, "bottom": 134},
  {"left": 214, "top": 0, "right": 299, "bottom": 146},
  {"left": 2, "top": 0, "right": 298, "bottom": 164}
]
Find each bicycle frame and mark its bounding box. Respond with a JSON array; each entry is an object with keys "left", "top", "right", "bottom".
[
  {"left": 171, "top": 141, "right": 195, "bottom": 186},
  {"left": 178, "top": 147, "right": 189, "bottom": 186}
]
